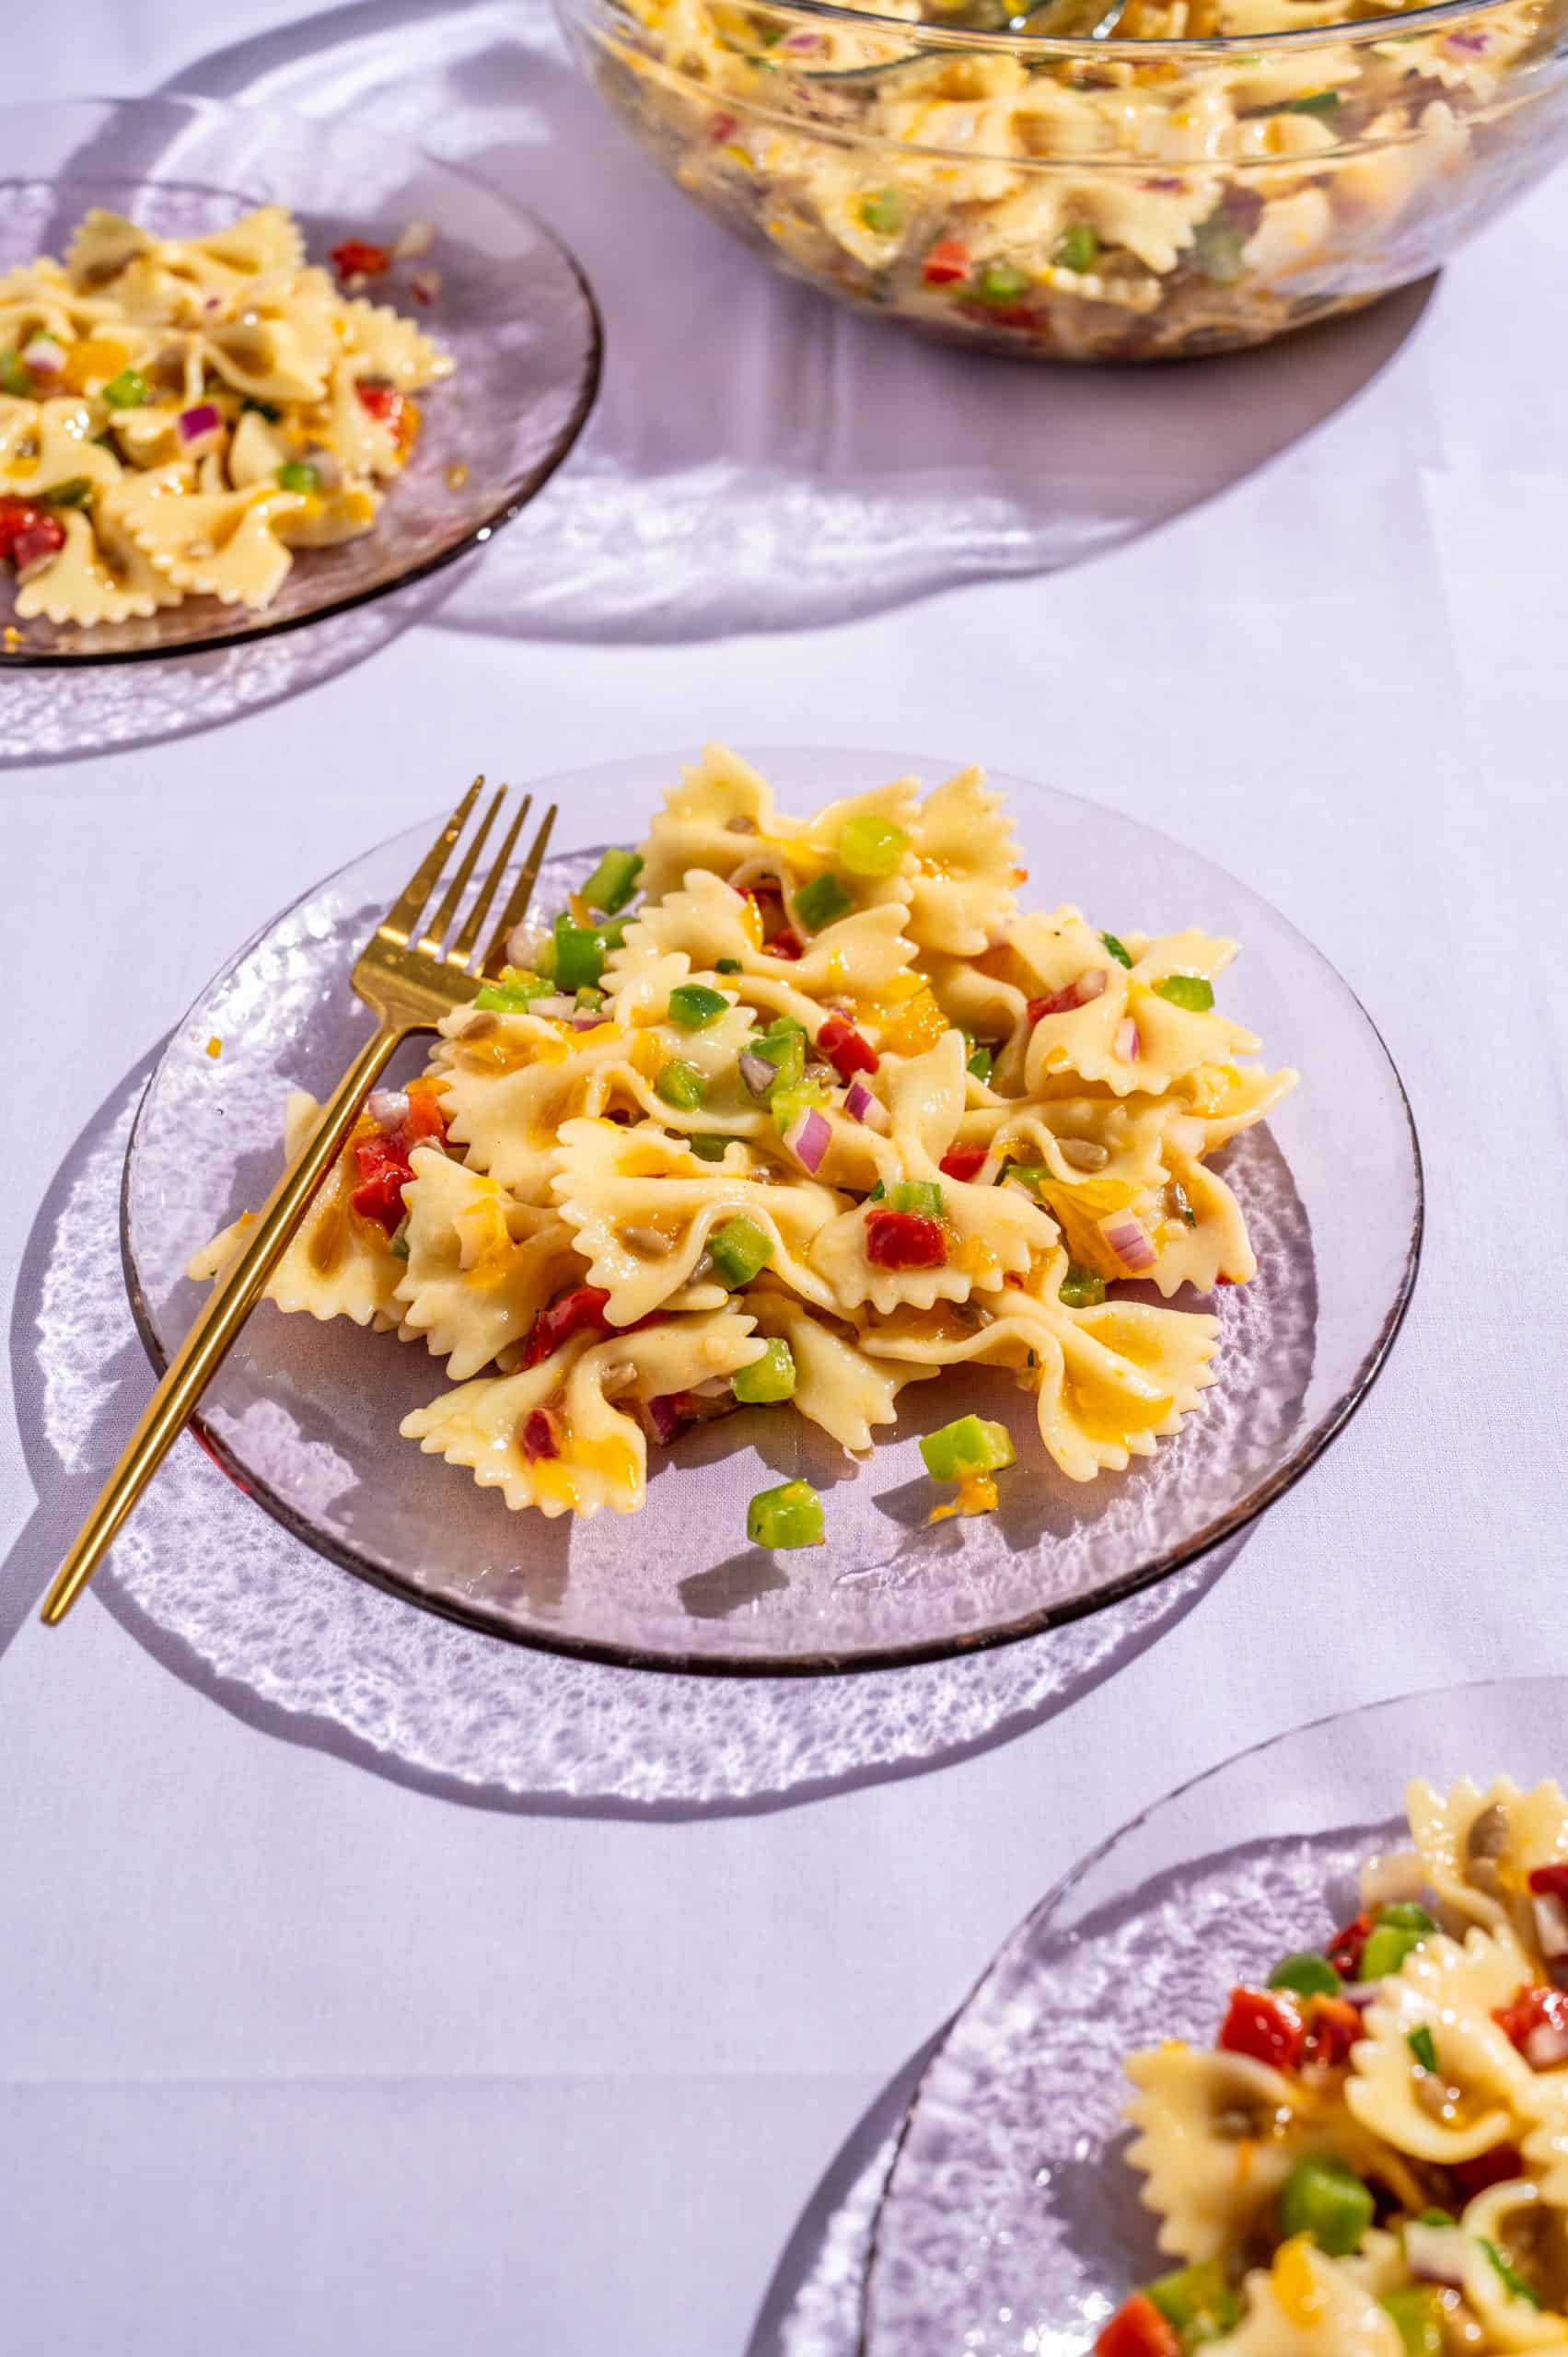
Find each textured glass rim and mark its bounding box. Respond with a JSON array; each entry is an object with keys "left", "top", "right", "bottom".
[
  {"left": 0, "top": 93, "right": 604, "bottom": 671},
  {"left": 119, "top": 754, "right": 1423, "bottom": 1681},
  {"left": 597, "top": 0, "right": 1529, "bottom": 60},
  {"left": 857, "top": 1674, "right": 1565, "bottom": 2349}
]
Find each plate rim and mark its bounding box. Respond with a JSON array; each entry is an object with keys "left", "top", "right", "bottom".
[
  {"left": 119, "top": 743, "right": 1424, "bottom": 1678},
  {"left": 0, "top": 90, "right": 603, "bottom": 669},
  {"left": 855, "top": 1670, "right": 1561, "bottom": 2352}
]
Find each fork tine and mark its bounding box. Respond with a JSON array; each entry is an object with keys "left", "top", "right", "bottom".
[
  {"left": 377, "top": 777, "right": 485, "bottom": 947},
  {"left": 416, "top": 784, "right": 505, "bottom": 958},
  {"left": 479, "top": 802, "right": 558, "bottom": 978},
  {"left": 449, "top": 794, "right": 530, "bottom": 970}
]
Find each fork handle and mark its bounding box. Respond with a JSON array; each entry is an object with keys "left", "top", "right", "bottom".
[{"left": 41, "top": 1024, "right": 410, "bottom": 1626}]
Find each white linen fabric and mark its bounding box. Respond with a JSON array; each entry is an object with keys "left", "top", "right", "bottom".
[{"left": 3, "top": 4, "right": 1568, "bottom": 2355}]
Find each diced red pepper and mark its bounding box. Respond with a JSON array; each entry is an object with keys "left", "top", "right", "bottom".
[
  {"left": 923, "top": 237, "right": 970, "bottom": 286},
  {"left": 1027, "top": 971, "right": 1106, "bottom": 1024},
  {"left": 347, "top": 1080, "right": 450, "bottom": 1233},
  {"left": 1096, "top": 2294, "right": 1181, "bottom": 2357},
  {"left": 520, "top": 1408, "right": 561, "bottom": 1461},
  {"left": 769, "top": 926, "right": 804, "bottom": 962},
  {"left": 817, "top": 1014, "right": 878, "bottom": 1082},
  {"left": 1451, "top": 2144, "right": 1524, "bottom": 2194},
  {"left": 522, "top": 1284, "right": 614, "bottom": 1370},
  {"left": 1493, "top": 1983, "right": 1568, "bottom": 2063},
  {"left": 865, "top": 1209, "right": 947, "bottom": 1270},
  {"left": 708, "top": 110, "right": 738, "bottom": 144},
  {"left": 0, "top": 498, "right": 65, "bottom": 569},
  {"left": 1304, "top": 1995, "right": 1364, "bottom": 2068},
  {"left": 939, "top": 1144, "right": 988, "bottom": 1184},
  {"left": 1529, "top": 1864, "right": 1568, "bottom": 1901},
  {"left": 959, "top": 298, "right": 1036, "bottom": 331},
  {"left": 1217, "top": 1985, "right": 1305, "bottom": 2073},
  {"left": 331, "top": 238, "right": 392, "bottom": 280},
  {"left": 354, "top": 379, "right": 418, "bottom": 459},
  {"left": 1328, "top": 1912, "right": 1373, "bottom": 1980}
]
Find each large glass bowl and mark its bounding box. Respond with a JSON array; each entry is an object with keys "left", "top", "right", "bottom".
[
  {"left": 861, "top": 1677, "right": 1568, "bottom": 2353},
  {"left": 557, "top": 0, "right": 1568, "bottom": 361},
  {"left": 121, "top": 746, "right": 1420, "bottom": 1674}
]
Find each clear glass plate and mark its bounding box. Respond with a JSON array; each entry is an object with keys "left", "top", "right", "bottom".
[
  {"left": 861, "top": 1677, "right": 1567, "bottom": 2356},
  {"left": 0, "top": 96, "right": 599, "bottom": 664},
  {"left": 121, "top": 746, "right": 1421, "bottom": 1674}
]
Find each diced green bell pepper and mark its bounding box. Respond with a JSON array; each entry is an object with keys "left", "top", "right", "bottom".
[
  {"left": 554, "top": 918, "right": 606, "bottom": 993},
  {"left": 656, "top": 1061, "right": 707, "bottom": 1110},
  {"left": 1407, "top": 2026, "right": 1438, "bottom": 2073},
  {"left": 472, "top": 970, "right": 552, "bottom": 1012},
  {"left": 1055, "top": 223, "right": 1100, "bottom": 273},
  {"left": 733, "top": 1338, "right": 796, "bottom": 1404},
  {"left": 0, "top": 350, "right": 33, "bottom": 396},
  {"left": 971, "top": 260, "right": 1032, "bottom": 306},
  {"left": 580, "top": 846, "right": 644, "bottom": 914},
  {"left": 919, "top": 1415, "right": 1016, "bottom": 1483},
  {"left": 839, "top": 813, "right": 910, "bottom": 876},
  {"left": 689, "top": 1134, "right": 740, "bottom": 1162},
  {"left": 889, "top": 1180, "right": 944, "bottom": 1218},
  {"left": 1191, "top": 213, "right": 1247, "bottom": 285},
  {"left": 1269, "top": 1953, "right": 1342, "bottom": 2000},
  {"left": 966, "top": 1044, "right": 993, "bottom": 1083},
  {"left": 1361, "top": 1907, "right": 1436, "bottom": 1981},
  {"left": 746, "top": 1479, "right": 824, "bottom": 1550},
  {"left": 1155, "top": 974, "right": 1215, "bottom": 1012},
  {"left": 275, "top": 459, "right": 320, "bottom": 494},
  {"left": 715, "top": 958, "right": 742, "bottom": 974},
  {"left": 41, "top": 476, "right": 95, "bottom": 508},
  {"left": 1059, "top": 1263, "right": 1106, "bottom": 1308},
  {"left": 771, "top": 1078, "right": 829, "bottom": 1136},
  {"left": 710, "top": 1215, "right": 773, "bottom": 1287},
  {"left": 1278, "top": 2155, "right": 1374, "bottom": 2258},
  {"left": 102, "top": 366, "right": 149, "bottom": 408},
  {"left": 1381, "top": 2287, "right": 1445, "bottom": 2357},
  {"left": 668, "top": 981, "right": 727, "bottom": 1029},
  {"left": 793, "top": 872, "right": 854, "bottom": 932},
  {"left": 858, "top": 190, "right": 905, "bottom": 237},
  {"left": 1101, "top": 931, "right": 1134, "bottom": 969},
  {"left": 1146, "top": 2258, "right": 1242, "bottom": 2343}
]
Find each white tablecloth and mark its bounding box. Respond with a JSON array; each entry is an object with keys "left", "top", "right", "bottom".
[{"left": 5, "top": 6, "right": 1567, "bottom": 2352}]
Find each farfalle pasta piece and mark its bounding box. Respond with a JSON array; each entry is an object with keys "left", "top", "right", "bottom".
[
  {"left": 401, "top": 1307, "right": 765, "bottom": 1517},
  {"left": 636, "top": 741, "right": 919, "bottom": 909},
  {"left": 395, "top": 1147, "right": 582, "bottom": 1380},
  {"left": 1452, "top": 2181, "right": 1568, "bottom": 2348},
  {"left": 552, "top": 1116, "right": 843, "bottom": 1322},
  {"left": 202, "top": 274, "right": 339, "bottom": 404},
  {"left": 748, "top": 1289, "right": 935, "bottom": 1452},
  {"left": 0, "top": 395, "right": 123, "bottom": 499},
  {"left": 903, "top": 766, "right": 1020, "bottom": 958},
  {"left": 1407, "top": 1777, "right": 1568, "bottom": 1948},
  {"left": 1124, "top": 2043, "right": 1326, "bottom": 2262},
  {"left": 1346, "top": 1925, "right": 1540, "bottom": 2166},
  {"left": 339, "top": 292, "right": 456, "bottom": 391},
  {"left": 1208, "top": 2244, "right": 1403, "bottom": 2354},
  {"left": 14, "top": 506, "right": 177, "bottom": 626},
  {"left": 111, "top": 468, "right": 307, "bottom": 608},
  {"left": 188, "top": 1088, "right": 403, "bottom": 1329}
]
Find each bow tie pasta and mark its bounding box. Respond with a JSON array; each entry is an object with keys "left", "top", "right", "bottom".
[
  {"left": 0, "top": 203, "right": 452, "bottom": 623},
  {"left": 1100, "top": 1778, "right": 1568, "bottom": 2356},
  {"left": 191, "top": 752, "right": 1297, "bottom": 1547}
]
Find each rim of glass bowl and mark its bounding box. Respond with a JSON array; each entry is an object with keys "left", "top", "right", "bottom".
[
  {"left": 0, "top": 95, "right": 604, "bottom": 670},
  {"left": 857, "top": 1674, "right": 1566, "bottom": 2346},
  {"left": 119, "top": 755, "right": 1423, "bottom": 1679},
  {"left": 588, "top": 0, "right": 1518, "bottom": 62}
]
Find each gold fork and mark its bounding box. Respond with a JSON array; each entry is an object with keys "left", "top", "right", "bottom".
[{"left": 41, "top": 781, "right": 558, "bottom": 1627}]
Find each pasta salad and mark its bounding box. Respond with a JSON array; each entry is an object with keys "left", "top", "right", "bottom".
[
  {"left": 0, "top": 204, "right": 452, "bottom": 624},
  {"left": 192, "top": 750, "right": 1296, "bottom": 1547},
  {"left": 1101, "top": 1776, "right": 1568, "bottom": 2355}
]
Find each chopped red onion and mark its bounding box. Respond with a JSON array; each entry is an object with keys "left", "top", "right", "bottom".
[
  {"left": 643, "top": 1393, "right": 685, "bottom": 1446},
  {"left": 20, "top": 333, "right": 64, "bottom": 375},
  {"left": 843, "top": 1080, "right": 875, "bottom": 1121},
  {"left": 739, "top": 1051, "right": 777, "bottom": 1099},
  {"left": 1115, "top": 1018, "right": 1141, "bottom": 1063},
  {"left": 1098, "top": 1211, "right": 1156, "bottom": 1272},
  {"left": 785, "top": 1105, "right": 831, "bottom": 1174},
  {"left": 783, "top": 28, "right": 824, "bottom": 45},
  {"left": 1534, "top": 1892, "right": 1568, "bottom": 1960},
  {"left": 1074, "top": 968, "right": 1108, "bottom": 1004},
  {"left": 408, "top": 266, "right": 442, "bottom": 306},
  {"left": 571, "top": 1010, "right": 605, "bottom": 1030},
  {"left": 367, "top": 1087, "right": 410, "bottom": 1130},
  {"left": 520, "top": 1408, "right": 560, "bottom": 1461},
  {"left": 1339, "top": 1981, "right": 1378, "bottom": 2010},
  {"left": 177, "top": 401, "right": 223, "bottom": 446},
  {"left": 1404, "top": 2223, "right": 1467, "bottom": 2287}
]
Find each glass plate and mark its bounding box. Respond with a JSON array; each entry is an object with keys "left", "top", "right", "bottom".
[
  {"left": 122, "top": 746, "right": 1421, "bottom": 1673},
  {"left": 0, "top": 96, "right": 600, "bottom": 664},
  {"left": 860, "top": 1677, "right": 1568, "bottom": 2356}
]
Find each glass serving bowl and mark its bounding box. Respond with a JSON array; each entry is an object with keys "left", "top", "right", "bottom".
[
  {"left": 861, "top": 1676, "right": 1568, "bottom": 2354},
  {"left": 0, "top": 97, "right": 600, "bottom": 663},
  {"left": 557, "top": 0, "right": 1568, "bottom": 360},
  {"left": 122, "top": 746, "right": 1420, "bottom": 1674}
]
